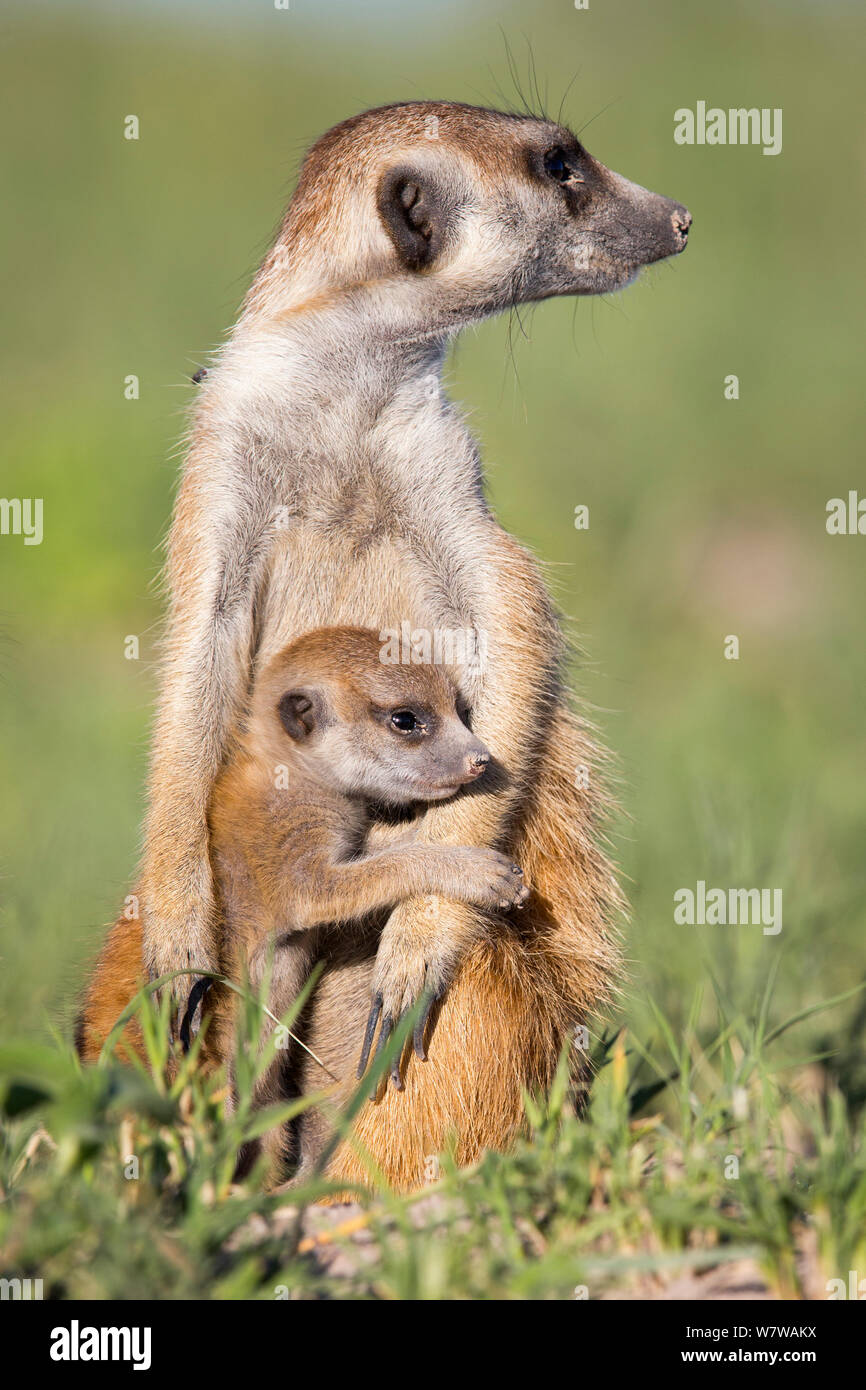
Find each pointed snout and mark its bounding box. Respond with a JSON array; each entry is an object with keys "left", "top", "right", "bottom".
[
  {"left": 597, "top": 164, "right": 693, "bottom": 270},
  {"left": 626, "top": 188, "right": 693, "bottom": 265}
]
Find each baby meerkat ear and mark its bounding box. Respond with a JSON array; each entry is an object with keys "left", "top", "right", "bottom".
[
  {"left": 277, "top": 687, "right": 324, "bottom": 741},
  {"left": 377, "top": 164, "right": 449, "bottom": 271}
]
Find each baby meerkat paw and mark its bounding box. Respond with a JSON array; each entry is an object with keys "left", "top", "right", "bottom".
[{"left": 452, "top": 847, "right": 530, "bottom": 912}]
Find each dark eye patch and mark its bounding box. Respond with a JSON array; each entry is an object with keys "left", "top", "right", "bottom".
[
  {"left": 543, "top": 145, "right": 584, "bottom": 186},
  {"left": 544, "top": 147, "right": 571, "bottom": 183}
]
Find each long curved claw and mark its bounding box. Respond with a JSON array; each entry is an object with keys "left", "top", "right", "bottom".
[
  {"left": 389, "top": 1006, "right": 416, "bottom": 1091},
  {"left": 360, "top": 979, "right": 443, "bottom": 1091},
  {"left": 357, "top": 993, "right": 383, "bottom": 1078},
  {"left": 413, "top": 989, "right": 439, "bottom": 1062},
  {"left": 390, "top": 1045, "right": 404, "bottom": 1092},
  {"left": 179, "top": 977, "right": 212, "bottom": 1053},
  {"left": 370, "top": 1012, "right": 394, "bottom": 1100}
]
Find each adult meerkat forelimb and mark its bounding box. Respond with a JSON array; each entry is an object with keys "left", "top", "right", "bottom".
[{"left": 141, "top": 461, "right": 277, "bottom": 1025}]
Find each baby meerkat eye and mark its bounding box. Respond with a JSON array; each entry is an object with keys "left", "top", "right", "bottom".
[
  {"left": 544, "top": 147, "right": 583, "bottom": 186},
  {"left": 390, "top": 709, "right": 419, "bottom": 733}
]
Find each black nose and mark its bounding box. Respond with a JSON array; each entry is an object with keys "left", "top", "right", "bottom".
[
  {"left": 467, "top": 750, "right": 489, "bottom": 778},
  {"left": 672, "top": 205, "right": 692, "bottom": 247}
]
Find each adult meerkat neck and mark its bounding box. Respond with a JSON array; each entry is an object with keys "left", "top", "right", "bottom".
[
  {"left": 210, "top": 286, "right": 459, "bottom": 448},
  {"left": 243, "top": 280, "right": 454, "bottom": 365}
]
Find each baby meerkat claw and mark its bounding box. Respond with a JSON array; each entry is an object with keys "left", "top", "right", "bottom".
[{"left": 499, "top": 866, "right": 530, "bottom": 912}]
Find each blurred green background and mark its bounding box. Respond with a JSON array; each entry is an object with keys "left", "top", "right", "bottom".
[{"left": 1, "top": 0, "right": 864, "bottom": 1080}]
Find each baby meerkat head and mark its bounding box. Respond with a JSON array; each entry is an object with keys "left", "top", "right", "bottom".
[
  {"left": 262, "top": 101, "right": 690, "bottom": 326},
  {"left": 256, "top": 626, "right": 491, "bottom": 805}
]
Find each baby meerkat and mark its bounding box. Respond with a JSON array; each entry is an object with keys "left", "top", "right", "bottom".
[{"left": 209, "top": 624, "right": 528, "bottom": 1102}]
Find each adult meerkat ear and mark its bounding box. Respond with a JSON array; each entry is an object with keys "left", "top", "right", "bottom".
[
  {"left": 377, "top": 164, "right": 449, "bottom": 271},
  {"left": 277, "top": 687, "right": 324, "bottom": 741}
]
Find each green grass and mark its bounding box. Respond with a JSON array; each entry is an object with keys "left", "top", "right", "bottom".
[
  {"left": 1, "top": 0, "right": 865, "bottom": 1297},
  {"left": 2, "top": 979, "right": 865, "bottom": 1300}
]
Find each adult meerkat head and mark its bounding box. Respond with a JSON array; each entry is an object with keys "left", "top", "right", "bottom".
[
  {"left": 254, "top": 626, "right": 491, "bottom": 805},
  {"left": 253, "top": 101, "right": 691, "bottom": 328}
]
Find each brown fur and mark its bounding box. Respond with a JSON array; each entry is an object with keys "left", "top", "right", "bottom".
[
  {"left": 77, "top": 701, "right": 620, "bottom": 1193},
  {"left": 208, "top": 623, "right": 527, "bottom": 1172},
  {"left": 76, "top": 914, "right": 147, "bottom": 1065},
  {"left": 76, "top": 100, "right": 691, "bottom": 1189},
  {"left": 295, "top": 702, "right": 621, "bottom": 1192}
]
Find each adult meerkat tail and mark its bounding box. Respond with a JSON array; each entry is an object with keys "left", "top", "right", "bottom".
[
  {"left": 75, "top": 912, "right": 234, "bottom": 1069},
  {"left": 75, "top": 915, "right": 148, "bottom": 1064}
]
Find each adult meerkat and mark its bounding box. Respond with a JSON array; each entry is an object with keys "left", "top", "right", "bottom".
[{"left": 79, "top": 100, "right": 691, "bottom": 1188}]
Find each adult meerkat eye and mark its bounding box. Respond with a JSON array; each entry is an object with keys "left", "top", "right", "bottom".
[
  {"left": 390, "top": 709, "right": 419, "bottom": 733},
  {"left": 544, "top": 147, "right": 583, "bottom": 186}
]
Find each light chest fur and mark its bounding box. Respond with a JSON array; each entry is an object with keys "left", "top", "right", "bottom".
[{"left": 196, "top": 313, "right": 499, "bottom": 701}]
